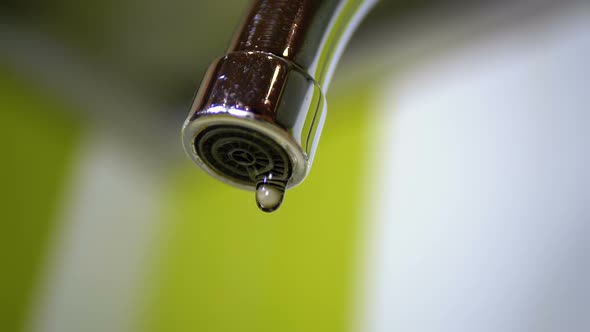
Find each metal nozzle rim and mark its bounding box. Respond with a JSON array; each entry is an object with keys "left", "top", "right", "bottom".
[{"left": 181, "top": 106, "right": 309, "bottom": 191}]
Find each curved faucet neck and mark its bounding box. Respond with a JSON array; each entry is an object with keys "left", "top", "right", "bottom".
[{"left": 229, "top": 0, "right": 377, "bottom": 89}]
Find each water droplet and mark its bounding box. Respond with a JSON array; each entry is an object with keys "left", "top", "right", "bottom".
[{"left": 255, "top": 181, "right": 285, "bottom": 213}]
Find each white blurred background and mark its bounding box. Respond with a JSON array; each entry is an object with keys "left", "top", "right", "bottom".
[{"left": 362, "top": 2, "right": 590, "bottom": 331}]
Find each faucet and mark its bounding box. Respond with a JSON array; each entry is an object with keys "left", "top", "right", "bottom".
[{"left": 181, "top": 0, "right": 376, "bottom": 212}]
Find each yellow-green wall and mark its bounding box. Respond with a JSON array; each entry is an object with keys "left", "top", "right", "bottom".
[
  {"left": 0, "top": 67, "right": 81, "bottom": 331},
  {"left": 140, "top": 89, "right": 373, "bottom": 332}
]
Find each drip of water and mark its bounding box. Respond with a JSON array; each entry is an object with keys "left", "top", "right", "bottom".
[{"left": 255, "top": 177, "right": 286, "bottom": 213}]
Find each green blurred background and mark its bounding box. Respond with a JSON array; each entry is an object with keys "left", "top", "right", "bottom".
[
  {"left": 1, "top": 64, "right": 373, "bottom": 331},
  {"left": 0, "top": 1, "right": 415, "bottom": 331}
]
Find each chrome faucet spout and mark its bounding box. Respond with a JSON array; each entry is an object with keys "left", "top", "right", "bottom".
[{"left": 181, "top": 0, "right": 376, "bottom": 211}]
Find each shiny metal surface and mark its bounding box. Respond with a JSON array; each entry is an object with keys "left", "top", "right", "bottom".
[{"left": 182, "top": 0, "right": 376, "bottom": 191}]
